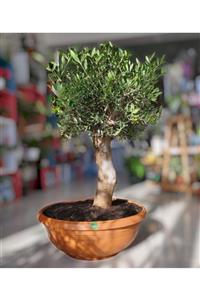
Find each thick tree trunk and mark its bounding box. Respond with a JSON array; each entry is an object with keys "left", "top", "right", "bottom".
[{"left": 93, "top": 136, "right": 117, "bottom": 208}]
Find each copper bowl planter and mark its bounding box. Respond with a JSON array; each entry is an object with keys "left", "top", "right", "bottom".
[{"left": 38, "top": 199, "right": 146, "bottom": 261}]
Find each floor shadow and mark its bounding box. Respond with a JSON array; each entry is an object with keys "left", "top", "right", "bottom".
[
  {"left": 152, "top": 197, "right": 200, "bottom": 267},
  {"left": 127, "top": 217, "right": 163, "bottom": 249}
]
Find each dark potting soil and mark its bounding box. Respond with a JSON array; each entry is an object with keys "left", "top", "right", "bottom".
[{"left": 43, "top": 199, "right": 142, "bottom": 221}]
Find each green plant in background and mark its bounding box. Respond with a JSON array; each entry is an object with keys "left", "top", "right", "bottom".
[
  {"left": 168, "top": 156, "right": 183, "bottom": 183},
  {"left": 125, "top": 156, "right": 145, "bottom": 182},
  {"left": 166, "top": 95, "right": 190, "bottom": 115},
  {"left": 18, "top": 98, "right": 50, "bottom": 119},
  {"left": 170, "top": 157, "right": 182, "bottom": 176},
  {"left": 47, "top": 42, "right": 164, "bottom": 208}
]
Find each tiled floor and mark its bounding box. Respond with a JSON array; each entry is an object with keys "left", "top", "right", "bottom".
[{"left": 1, "top": 180, "right": 200, "bottom": 268}]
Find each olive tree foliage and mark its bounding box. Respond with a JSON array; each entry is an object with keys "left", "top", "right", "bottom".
[{"left": 47, "top": 42, "right": 165, "bottom": 140}]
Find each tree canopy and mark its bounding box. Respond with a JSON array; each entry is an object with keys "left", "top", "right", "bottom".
[{"left": 47, "top": 42, "right": 165, "bottom": 140}]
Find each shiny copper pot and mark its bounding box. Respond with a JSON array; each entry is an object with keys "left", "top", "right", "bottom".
[{"left": 38, "top": 199, "right": 146, "bottom": 260}]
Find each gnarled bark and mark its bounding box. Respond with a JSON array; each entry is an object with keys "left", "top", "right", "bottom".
[{"left": 93, "top": 136, "right": 117, "bottom": 208}]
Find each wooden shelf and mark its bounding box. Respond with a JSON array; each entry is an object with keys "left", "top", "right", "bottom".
[
  {"left": 161, "top": 183, "right": 191, "bottom": 193},
  {"left": 169, "top": 146, "right": 200, "bottom": 155},
  {"left": 161, "top": 115, "right": 198, "bottom": 194}
]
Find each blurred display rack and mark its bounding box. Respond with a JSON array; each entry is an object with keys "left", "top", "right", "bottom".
[
  {"left": 161, "top": 115, "right": 200, "bottom": 193},
  {"left": 0, "top": 115, "right": 22, "bottom": 205},
  {"left": 0, "top": 118, "right": 17, "bottom": 174},
  {"left": 168, "top": 146, "right": 200, "bottom": 155}
]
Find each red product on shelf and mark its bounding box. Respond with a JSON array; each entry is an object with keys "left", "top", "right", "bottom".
[
  {"left": 11, "top": 171, "right": 23, "bottom": 200},
  {"left": 0, "top": 90, "right": 17, "bottom": 121},
  {"left": 18, "top": 85, "right": 46, "bottom": 123},
  {"left": 0, "top": 67, "right": 11, "bottom": 80},
  {"left": 18, "top": 85, "right": 45, "bottom": 103},
  {"left": 51, "top": 137, "right": 61, "bottom": 150},
  {"left": 0, "top": 171, "right": 23, "bottom": 205},
  {"left": 40, "top": 166, "right": 61, "bottom": 189}
]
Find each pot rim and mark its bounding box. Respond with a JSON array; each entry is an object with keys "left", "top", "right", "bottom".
[{"left": 37, "top": 198, "right": 147, "bottom": 231}]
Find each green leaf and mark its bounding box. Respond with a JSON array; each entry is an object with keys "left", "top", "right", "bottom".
[
  {"left": 69, "top": 49, "right": 81, "bottom": 64},
  {"left": 136, "top": 58, "right": 140, "bottom": 65},
  {"left": 91, "top": 48, "right": 96, "bottom": 57},
  {"left": 84, "top": 59, "right": 88, "bottom": 70},
  {"left": 150, "top": 53, "right": 155, "bottom": 60},
  {"left": 61, "top": 55, "right": 66, "bottom": 64},
  {"left": 145, "top": 56, "right": 150, "bottom": 63},
  {"left": 107, "top": 71, "right": 114, "bottom": 80}
]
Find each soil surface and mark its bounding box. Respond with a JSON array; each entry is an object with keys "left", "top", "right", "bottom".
[{"left": 43, "top": 199, "right": 142, "bottom": 221}]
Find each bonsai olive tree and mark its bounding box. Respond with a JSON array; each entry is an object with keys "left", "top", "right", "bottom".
[{"left": 47, "top": 42, "right": 164, "bottom": 209}]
